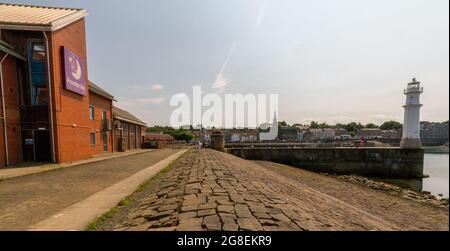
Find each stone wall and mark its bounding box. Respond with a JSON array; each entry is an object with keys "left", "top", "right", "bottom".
[{"left": 227, "top": 147, "right": 424, "bottom": 178}]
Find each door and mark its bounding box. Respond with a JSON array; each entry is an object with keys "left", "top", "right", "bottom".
[
  {"left": 22, "top": 130, "right": 35, "bottom": 162},
  {"left": 102, "top": 131, "right": 108, "bottom": 152},
  {"left": 35, "top": 130, "right": 51, "bottom": 162}
]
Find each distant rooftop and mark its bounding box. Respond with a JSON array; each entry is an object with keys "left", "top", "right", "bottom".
[
  {"left": 113, "top": 106, "right": 147, "bottom": 127},
  {"left": 0, "top": 3, "right": 87, "bottom": 31},
  {"left": 88, "top": 81, "right": 115, "bottom": 101}
]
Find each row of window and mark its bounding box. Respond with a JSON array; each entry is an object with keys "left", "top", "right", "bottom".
[{"left": 89, "top": 105, "right": 108, "bottom": 120}]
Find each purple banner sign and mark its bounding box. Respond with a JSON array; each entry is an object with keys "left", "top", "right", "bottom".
[{"left": 62, "top": 47, "right": 86, "bottom": 96}]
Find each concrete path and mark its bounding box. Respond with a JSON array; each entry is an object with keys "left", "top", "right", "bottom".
[
  {"left": 0, "top": 149, "right": 152, "bottom": 180},
  {"left": 99, "top": 149, "right": 448, "bottom": 231},
  {"left": 30, "top": 150, "right": 187, "bottom": 231},
  {"left": 0, "top": 149, "right": 181, "bottom": 230}
]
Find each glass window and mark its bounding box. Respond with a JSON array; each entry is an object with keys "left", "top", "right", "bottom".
[
  {"left": 32, "top": 43, "right": 46, "bottom": 60},
  {"left": 90, "top": 132, "right": 96, "bottom": 146},
  {"left": 34, "top": 86, "right": 48, "bottom": 105},
  {"left": 102, "top": 110, "right": 107, "bottom": 120},
  {"left": 89, "top": 106, "right": 94, "bottom": 120}
]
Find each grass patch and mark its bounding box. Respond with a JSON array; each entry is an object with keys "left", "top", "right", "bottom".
[{"left": 84, "top": 150, "right": 190, "bottom": 231}]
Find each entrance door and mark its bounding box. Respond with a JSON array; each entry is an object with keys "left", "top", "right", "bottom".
[
  {"left": 102, "top": 131, "right": 108, "bottom": 152},
  {"left": 35, "top": 130, "right": 51, "bottom": 162},
  {"left": 22, "top": 130, "right": 35, "bottom": 162}
]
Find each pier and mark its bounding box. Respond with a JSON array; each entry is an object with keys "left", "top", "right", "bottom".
[{"left": 226, "top": 145, "right": 424, "bottom": 178}]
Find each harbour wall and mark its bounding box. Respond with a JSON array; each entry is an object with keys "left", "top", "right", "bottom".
[{"left": 227, "top": 147, "right": 424, "bottom": 178}]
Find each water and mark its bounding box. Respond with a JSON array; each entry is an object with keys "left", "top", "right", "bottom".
[{"left": 423, "top": 153, "right": 449, "bottom": 198}]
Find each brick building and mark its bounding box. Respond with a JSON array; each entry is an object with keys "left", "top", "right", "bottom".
[
  {"left": 356, "top": 128, "right": 383, "bottom": 140},
  {"left": 144, "top": 133, "right": 174, "bottom": 149},
  {"left": 420, "top": 121, "right": 449, "bottom": 145},
  {"left": 0, "top": 4, "right": 145, "bottom": 167},
  {"left": 113, "top": 106, "right": 146, "bottom": 152}
]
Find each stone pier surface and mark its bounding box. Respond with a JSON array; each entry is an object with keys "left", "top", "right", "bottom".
[{"left": 106, "top": 149, "right": 448, "bottom": 231}]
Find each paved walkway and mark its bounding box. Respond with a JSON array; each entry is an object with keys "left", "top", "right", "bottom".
[
  {"left": 31, "top": 150, "right": 187, "bottom": 231},
  {"left": 0, "top": 149, "right": 152, "bottom": 180},
  {"left": 104, "top": 149, "right": 448, "bottom": 231},
  {"left": 0, "top": 149, "right": 180, "bottom": 230}
]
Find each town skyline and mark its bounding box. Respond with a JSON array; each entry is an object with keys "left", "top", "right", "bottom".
[{"left": 4, "top": 0, "right": 450, "bottom": 126}]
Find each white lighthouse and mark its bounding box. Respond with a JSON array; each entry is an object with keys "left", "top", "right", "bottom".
[{"left": 400, "top": 78, "right": 423, "bottom": 149}]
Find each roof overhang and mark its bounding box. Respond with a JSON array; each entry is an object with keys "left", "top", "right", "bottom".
[
  {"left": 0, "top": 9, "right": 87, "bottom": 32},
  {"left": 114, "top": 116, "right": 147, "bottom": 127},
  {"left": 88, "top": 88, "right": 117, "bottom": 101}
]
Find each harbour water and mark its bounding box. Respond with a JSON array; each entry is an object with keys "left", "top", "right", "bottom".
[{"left": 423, "top": 153, "right": 449, "bottom": 198}]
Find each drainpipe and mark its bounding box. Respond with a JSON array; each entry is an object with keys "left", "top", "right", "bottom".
[
  {"left": 0, "top": 53, "right": 9, "bottom": 166},
  {"left": 43, "top": 31, "right": 56, "bottom": 163}
]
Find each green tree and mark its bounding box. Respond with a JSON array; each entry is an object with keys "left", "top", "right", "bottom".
[
  {"left": 344, "top": 122, "right": 364, "bottom": 133},
  {"left": 365, "top": 123, "right": 379, "bottom": 129},
  {"left": 310, "top": 121, "right": 320, "bottom": 129},
  {"left": 171, "top": 129, "right": 193, "bottom": 142},
  {"left": 319, "top": 122, "right": 330, "bottom": 129},
  {"left": 380, "top": 121, "right": 402, "bottom": 130},
  {"left": 279, "top": 121, "right": 288, "bottom": 127}
]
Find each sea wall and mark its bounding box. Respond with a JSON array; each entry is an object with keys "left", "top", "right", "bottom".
[{"left": 227, "top": 147, "right": 424, "bottom": 178}]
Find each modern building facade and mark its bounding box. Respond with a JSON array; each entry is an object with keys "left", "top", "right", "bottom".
[{"left": 0, "top": 4, "right": 145, "bottom": 167}]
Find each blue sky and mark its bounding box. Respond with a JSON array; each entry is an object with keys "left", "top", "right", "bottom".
[{"left": 6, "top": 0, "right": 449, "bottom": 126}]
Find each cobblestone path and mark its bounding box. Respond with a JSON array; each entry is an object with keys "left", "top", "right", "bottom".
[{"left": 110, "top": 149, "right": 443, "bottom": 231}]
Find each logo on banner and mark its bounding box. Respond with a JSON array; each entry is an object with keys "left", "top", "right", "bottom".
[{"left": 62, "top": 47, "right": 86, "bottom": 96}]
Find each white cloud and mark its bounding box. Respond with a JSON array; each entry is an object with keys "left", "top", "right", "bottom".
[{"left": 151, "top": 84, "right": 164, "bottom": 91}]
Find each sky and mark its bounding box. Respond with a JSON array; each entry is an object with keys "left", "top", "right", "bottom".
[{"left": 6, "top": 0, "right": 450, "bottom": 126}]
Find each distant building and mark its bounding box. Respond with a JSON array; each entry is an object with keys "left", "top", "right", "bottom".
[
  {"left": 304, "top": 128, "right": 335, "bottom": 141},
  {"left": 278, "top": 127, "right": 298, "bottom": 142},
  {"left": 297, "top": 129, "right": 308, "bottom": 142},
  {"left": 357, "top": 128, "right": 383, "bottom": 140},
  {"left": 113, "top": 106, "right": 147, "bottom": 152},
  {"left": 144, "top": 133, "right": 174, "bottom": 148},
  {"left": 420, "top": 121, "right": 449, "bottom": 145},
  {"left": 334, "top": 128, "right": 349, "bottom": 136},
  {"left": 224, "top": 129, "right": 258, "bottom": 143},
  {"left": 192, "top": 129, "right": 211, "bottom": 143},
  {"left": 381, "top": 129, "right": 401, "bottom": 139},
  {"left": 322, "top": 128, "right": 335, "bottom": 140},
  {"left": 240, "top": 132, "right": 257, "bottom": 142},
  {"left": 230, "top": 132, "right": 240, "bottom": 143}
]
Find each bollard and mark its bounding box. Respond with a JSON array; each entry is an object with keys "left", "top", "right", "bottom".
[{"left": 210, "top": 130, "right": 225, "bottom": 152}]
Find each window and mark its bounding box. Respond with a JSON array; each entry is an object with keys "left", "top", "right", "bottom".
[
  {"left": 102, "top": 110, "right": 107, "bottom": 120},
  {"left": 28, "top": 41, "right": 47, "bottom": 106},
  {"left": 89, "top": 106, "right": 95, "bottom": 120},
  {"left": 90, "top": 132, "right": 96, "bottom": 146},
  {"left": 32, "top": 43, "right": 46, "bottom": 60}
]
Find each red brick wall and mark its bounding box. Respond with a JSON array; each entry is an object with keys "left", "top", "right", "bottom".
[
  {"left": 0, "top": 52, "right": 23, "bottom": 167},
  {"left": 46, "top": 18, "right": 99, "bottom": 163},
  {"left": 88, "top": 92, "right": 113, "bottom": 155}
]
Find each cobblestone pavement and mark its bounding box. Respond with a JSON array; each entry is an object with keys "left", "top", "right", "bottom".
[
  {"left": 0, "top": 149, "right": 179, "bottom": 230},
  {"left": 109, "top": 149, "right": 446, "bottom": 231}
]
